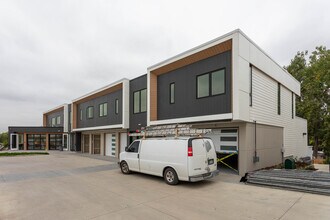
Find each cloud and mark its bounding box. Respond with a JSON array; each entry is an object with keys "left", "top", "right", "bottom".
[{"left": 0, "top": 0, "right": 329, "bottom": 132}]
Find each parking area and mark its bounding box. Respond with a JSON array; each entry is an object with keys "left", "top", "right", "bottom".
[{"left": 0, "top": 152, "right": 329, "bottom": 220}]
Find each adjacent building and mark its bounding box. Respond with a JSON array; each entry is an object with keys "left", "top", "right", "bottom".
[{"left": 8, "top": 29, "right": 309, "bottom": 176}]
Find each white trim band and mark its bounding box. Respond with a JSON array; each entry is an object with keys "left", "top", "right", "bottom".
[
  {"left": 72, "top": 124, "right": 124, "bottom": 132},
  {"left": 149, "top": 113, "right": 233, "bottom": 126}
]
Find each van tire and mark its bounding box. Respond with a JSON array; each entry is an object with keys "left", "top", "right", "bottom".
[
  {"left": 164, "top": 168, "right": 179, "bottom": 185},
  {"left": 120, "top": 161, "right": 131, "bottom": 174}
]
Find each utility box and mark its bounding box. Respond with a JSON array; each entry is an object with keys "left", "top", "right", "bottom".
[{"left": 284, "top": 158, "right": 296, "bottom": 169}]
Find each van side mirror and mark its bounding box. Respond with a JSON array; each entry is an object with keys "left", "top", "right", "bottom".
[{"left": 125, "top": 146, "right": 128, "bottom": 152}]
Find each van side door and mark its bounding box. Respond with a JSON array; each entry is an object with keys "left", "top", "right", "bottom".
[{"left": 125, "top": 140, "right": 141, "bottom": 172}]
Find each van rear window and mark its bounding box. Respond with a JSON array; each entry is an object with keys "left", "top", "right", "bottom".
[{"left": 205, "top": 140, "right": 212, "bottom": 152}]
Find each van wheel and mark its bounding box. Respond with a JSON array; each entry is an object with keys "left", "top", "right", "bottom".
[
  {"left": 120, "top": 161, "right": 131, "bottom": 174},
  {"left": 164, "top": 168, "right": 179, "bottom": 185}
]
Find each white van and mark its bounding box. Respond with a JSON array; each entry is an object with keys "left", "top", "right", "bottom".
[{"left": 119, "top": 137, "right": 219, "bottom": 185}]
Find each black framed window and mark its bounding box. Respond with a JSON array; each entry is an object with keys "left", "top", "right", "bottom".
[
  {"left": 56, "top": 116, "right": 61, "bottom": 125},
  {"left": 170, "top": 83, "right": 175, "bottom": 104},
  {"left": 99, "top": 103, "right": 108, "bottom": 117},
  {"left": 87, "top": 106, "right": 94, "bottom": 119},
  {"left": 197, "top": 69, "right": 225, "bottom": 98},
  {"left": 249, "top": 65, "right": 253, "bottom": 106},
  {"left": 51, "top": 118, "right": 56, "bottom": 127},
  {"left": 292, "top": 92, "right": 294, "bottom": 119},
  {"left": 277, "top": 83, "right": 281, "bottom": 115},
  {"left": 115, "top": 99, "right": 119, "bottom": 114},
  {"left": 133, "top": 89, "right": 147, "bottom": 114}
]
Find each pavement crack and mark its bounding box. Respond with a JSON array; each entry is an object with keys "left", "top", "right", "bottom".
[{"left": 278, "top": 194, "right": 304, "bottom": 220}]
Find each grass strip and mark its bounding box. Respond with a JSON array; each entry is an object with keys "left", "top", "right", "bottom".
[{"left": 0, "top": 152, "right": 49, "bottom": 157}]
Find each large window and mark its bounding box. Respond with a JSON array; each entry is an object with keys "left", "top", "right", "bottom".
[
  {"left": 197, "top": 69, "right": 225, "bottom": 98},
  {"left": 133, "top": 89, "right": 147, "bottom": 114},
  {"left": 56, "top": 116, "right": 61, "bottom": 125},
  {"left": 99, "top": 103, "right": 108, "bottom": 117},
  {"left": 87, "top": 106, "right": 94, "bottom": 119},
  {"left": 51, "top": 118, "right": 56, "bottom": 127},
  {"left": 170, "top": 83, "right": 175, "bottom": 104},
  {"left": 115, "top": 99, "right": 119, "bottom": 114}
]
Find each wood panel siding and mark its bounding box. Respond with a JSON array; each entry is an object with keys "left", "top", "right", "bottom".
[
  {"left": 150, "top": 74, "right": 158, "bottom": 121},
  {"left": 72, "top": 103, "right": 77, "bottom": 129},
  {"left": 43, "top": 114, "right": 47, "bottom": 127},
  {"left": 151, "top": 39, "right": 232, "bottom": 76}
]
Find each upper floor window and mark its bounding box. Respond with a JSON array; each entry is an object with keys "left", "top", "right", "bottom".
[
  {"left": 277, "top": 83, "right": 281, "bottom": 115},
  {"left": 133, "top": 89, "right": 147, "bottom": 114},
  {"left": 170, "top": 83, "right": 175, "bottom": 104},
  {"left": 51, "top": 117, "right": 56, "bottom": 127},
  {"left": 80, "top": 109, "right": 83, "bottom": 121},
  {"left": 87, "top": 106, "right": 94, "bottom": 119},
  {"left": 197, "top": 69, "right": 225, "bottom": 98},
  {"left": 292, "top": 92, "right": 294, "bottom": 119},
  {"left": 115, "top": 99, "right": 119, "bottom": 115},
  {"left": 99, "top": 103, "right": 108, "bottom": 117},
  {"left": 56, "top": 116, "right": 61, "bottom": 125}
]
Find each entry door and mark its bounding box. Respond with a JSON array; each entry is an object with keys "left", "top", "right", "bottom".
[
  {"left": 83, "top": 135, "right": 90, "bottom": 153},
  {"left": 10, "top": 134, "right": 18, "bottom": 150},
  {"left": 93, "top": 134, "right": 101, "bottom": 154},
  {"left": 105, "top": 134, "right": 116, "bottom": 157}
]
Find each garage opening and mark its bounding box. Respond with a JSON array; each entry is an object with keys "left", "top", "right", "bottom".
[{"left": 205, "top": 128, "right": 239, "bottom": 174}]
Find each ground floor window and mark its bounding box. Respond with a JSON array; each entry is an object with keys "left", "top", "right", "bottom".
[
  {"left": 49, "top": 134, "right": 62, "bottom": 150},
  {"left": 27, "top": 134, "right": 46, "bottom": 150}
]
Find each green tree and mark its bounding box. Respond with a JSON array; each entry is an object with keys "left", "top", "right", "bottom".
[
  {"left": 0, "top": 132, "right": 9, "bottom": 147},
  {"left": 286, "top": 47, "right": 330, "bottom": 158}
]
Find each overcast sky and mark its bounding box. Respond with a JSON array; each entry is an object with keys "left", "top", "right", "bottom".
[{"left": 0, "top": 0, "right": 329, "bottom": 132}]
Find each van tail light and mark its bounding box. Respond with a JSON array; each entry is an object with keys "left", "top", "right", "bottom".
[{"left": 188, "top": 146, "right": 193, "bottom": 157}]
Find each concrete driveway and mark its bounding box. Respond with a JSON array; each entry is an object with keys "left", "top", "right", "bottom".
[{"left": 0, "top": 152, "right": 329, "bottom": 220}]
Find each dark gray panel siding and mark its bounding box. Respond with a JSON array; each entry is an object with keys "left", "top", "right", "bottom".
[
  {"left": 129, "top": 74, "right": 147, "bottom": 131},
  {"left": 8, "top": 126, "right": 63, "bottom": 134},
  {"left": 68, "top": 104, "right": 72, "bottom": 132},
  {"left": 157, "top": 51, "right": 231, "bottom": 120},
  {"left": 46, "top": 110, "right": 64, "bottom": 127},
  {"left": 77, "top": 90, "right": 122, "bottom": 128}
]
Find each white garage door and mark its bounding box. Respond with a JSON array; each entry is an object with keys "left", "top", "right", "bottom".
[
  {"left": 205, "top": 128, "right": 238, "bottom": 154},
  {"left": 105, "top": 134, "right": 116, "bottom": 157}
]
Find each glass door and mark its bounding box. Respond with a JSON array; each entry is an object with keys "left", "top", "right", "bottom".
[{"left": 10, "top": 134, "right": 18, "bottom": 150}]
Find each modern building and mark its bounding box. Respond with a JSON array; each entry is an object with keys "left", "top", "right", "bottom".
[
  {"left": 147, "top": 29, "right": 308, "bottom": 175},
  {"left": 71, "top": 79, "right": 130, "bottom": 157},
  {"left": 8, "top": 104, "right": 68, "bottom": 151},
  {"left": 8, "top": 29, "right": 309, "bottom": 176}
]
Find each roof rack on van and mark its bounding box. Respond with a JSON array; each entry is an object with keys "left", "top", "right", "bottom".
[{"left": 129, "top": 124, "right": 211, "bottom": 139}]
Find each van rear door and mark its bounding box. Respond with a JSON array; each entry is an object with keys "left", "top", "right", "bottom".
[
  {"left": 188, "top": 138, "right": 217, "bottom": 177},
  {"left": 202, "top": 139, "right": 217, "bottom": 173}
]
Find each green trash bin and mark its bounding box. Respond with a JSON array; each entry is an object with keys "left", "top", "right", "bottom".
[{"left": 284, "top": 158, "right": 296, "bottom": 169}]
